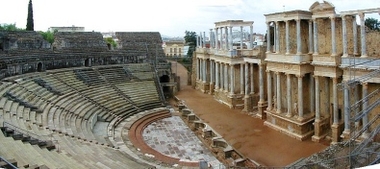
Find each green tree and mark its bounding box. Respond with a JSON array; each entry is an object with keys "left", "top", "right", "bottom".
[
  {"left": 0, "top": 23, "right": 24, "bottom": 31},
  {"left": 104, "top": 37, "right": 117, "bottom": 48},
  {"left": 39, "top": 31, "right": 54, "bottom": 43},
  {"left": 184, "top": 31, "right": 197, "bottom": 57},
  {"left": 365, "top": 17, "right": 380, "bottom": 31},
  {"left": 26, "top": 0, "right": 34, "bottom": 31}
]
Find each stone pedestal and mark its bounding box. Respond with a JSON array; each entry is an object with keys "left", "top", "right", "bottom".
[
  {"left": 243, "top": 95, "right": 252, "bottom": 112},
  {"left": 340, "top": 129, "right": 351, "bottom": 141},
  {"left": 312, "top": 119, "right": 328, "bottom": 142},
  {"left": 264, "top": 112, "right": 314, "bottom": 141},
  {"left": 331, "top": 123, "right": 343, "bottom": 143},
  {"left": 257, "top": 101, "right": 267, "bottom": 120},
  {"left": 209, "top": 83, "right": 214, "bottom": 95}
]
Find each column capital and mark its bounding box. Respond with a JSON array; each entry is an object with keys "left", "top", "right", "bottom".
[
  {"left": 296, "top": 74, "right": 304, "bottom": 78},
  {"left": 358, "top": 12, "right": 365, "bottom": 19},
  {"left": 274, "top": 71, "right": 281, "bottom": 75},
  {"left": 258, "top": 62, "right": 265, "bottom": 66},
  {"left": 312, "top": 75, "right": 319, "bottom": 78},
  {"left": 341, "top": 15, "right": 347, "bottom": 20},
  {"left": 329, "top": 16, "right": 336, "bottom": 20},
  {"left": 312, "top": 18, "right": 318, "bottom": 22},
  {"left": 308, "top": 19, "right": 313, "bottom": 24},
  {"left": 285, "top": 73, "right": 292, "bottom": 77},
  {"left": 361, "top": 82, "right": 369, "bottom": 87},
  {"left": 210, "top": 28, "right": 213, "bottom": 32},
  {"left": 295, "top": 19, "right": 301, "bottom": 22},
  {"left": 266, "top": 70, "right": 271, "bottom": 73}
]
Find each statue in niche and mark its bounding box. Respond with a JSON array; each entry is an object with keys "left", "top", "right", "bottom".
[{"left": 294, "top": 102, "right": 298, "bottom": 115}]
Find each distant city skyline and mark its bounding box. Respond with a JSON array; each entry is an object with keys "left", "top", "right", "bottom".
[{"left": 1, "top": 0, "right": 379, "bottom": 37}]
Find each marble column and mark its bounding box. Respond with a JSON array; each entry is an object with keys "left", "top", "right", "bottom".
[
  {"left": 196, "top": 58, "right": 200, "bottom": 80},
  {"left": 230, "top": 64, "right": 235, "bottom": 95},
  {"left": 296, "top": 19, "right": 302, "bottom": 55},
  {"left": 308, "top": 20, "right": 313, "bottom": 54},
  {"left": 210, "top": 60, "right": 214, "bottom": 84},
  {"left": 259, "top": 63, "right": 265, "bottom": 104},
  {"left": 275, "top": 21, "right": 280, "bottom": 53},
  {"left": 342, "top": 15, "right": 348, "bottom": 57},
  {"left": 313, "top": 18, "right": 319, "bottom": 55},
  {"left": 310, "top": 75, "right": 315, "bottom": 114},
  {"left": 229, "top": 26, "right": 233, "bottom": 50},
  {"left": 210, "top": 29, "right": 214, "bottom": 48},
  {"left": 315, "top": 76, "right": 320, "bottom": 121},
  {"left": 240, "top": 63, "right": 244, "bottom": 94},
  {"left": 343, "top": 82, "right": 350, "bottom": 133},
  {"left": 225, "top": 26, "right": 229, "bottom": 50},
  {"left": 245, "top": 63, "right": 249, "bottom": 95},
  {"left": 331, "top": 17, "right": 337, "bottom": 56},
  {"left": 266, "top": 22, "right": 271, "bottom": 53},
  {"left": 353, "top": 15, "right": 358, "bottom": 56},
  {"left": 250, "top": 63, "right": 254, "bottom": 94},
  {"left": 359, "top": 13, "right": 367, "bottom": 57},
  {"left": 240, "top": 26, "right": 244, "bottom": 49},
  {"left": 224, "top": 64, "right": 228, "bottom": 92},
  {"left": 333, "top": 78, "right": 339, "bottom": 125},
  {"left": 215, "top": 62, "right": 219, "bottom": 89},
  {"left": 276, "top": 72, "right": 281, "bottom": 113},
  {"left": 249, "top": 25, "right": 253, "bottom": 49},
  {"left": 199, "top": 32, "right": 203, "bottom": 48},
  {"left": 267, "top": 71, "right": 272, "bottom": 110},
  {"left": 220, "top": 27, "right": 224, "bottom": 50},
  {"left": 285, "top": 20, "right": 290, "bottom": 55},
  {"left": 203, "top": 32, "right": 206, "bottom": 48},
  {"left": 297, "top": 75, "right": 304, "bottom": 120},
  {"left": 203, "top": 59, "right": 207, "bottom": 82},
  {"left": 199, "top": 59, "right": 203, "bottom": 81},
  {"left": 286, "top": 73, "right": 292, "bottom": 117},
  {"left": 215, "top": 28, "right": 219, "bottom": 49},
  {"left": 362, "top": 83, "right": 370, "bottom": 137},
  {"left": 220, "top": 63, "right": 224, "bottom": 90},
  {"left": 197, "top": 35, "right": 200, "bottom": 48}
]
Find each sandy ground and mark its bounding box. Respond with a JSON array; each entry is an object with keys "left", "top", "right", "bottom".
[{"left": 168, "top": 60, "right": 327, "bottom": 167}]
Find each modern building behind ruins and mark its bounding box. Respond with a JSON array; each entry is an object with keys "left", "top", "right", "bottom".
[{"left": 194, "top": 1, "right": 380, "bottom": 145}]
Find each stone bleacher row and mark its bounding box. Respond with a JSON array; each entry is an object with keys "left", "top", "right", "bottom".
[{"left": 0, "top": 63, "right": 165, "bottom": 168}]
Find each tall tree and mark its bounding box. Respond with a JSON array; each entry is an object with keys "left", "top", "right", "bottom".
[
  {"left": 184, "top": 31, "right": 197, "bottom": 57},
  {"left": 365, "top": 17, "right": 380, "bottom": 31},
  {"left": 26, "top": 0, "right": 34, "bottom": 31}
]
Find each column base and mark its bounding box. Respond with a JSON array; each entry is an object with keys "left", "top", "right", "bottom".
[
  {"left": 360, "top": 55, "right": 368, "bottom": 58},
  {"left": 209, "top": 83, "right": 214, "bottom": 95},
  {"left": 257, "top": 100, "right": 267, "bottom": 120},
  {"left": 331, "top": 124, "right": 342, "bottom": 143},
  {"left": 312, "top": 119, "right": 328, "bottom": 142},
  {"left": 243, "top": 95, "right": 252, "bottom": 112},
  {"left": 340, "top": 129, "right": 351, "bottom": 141}
]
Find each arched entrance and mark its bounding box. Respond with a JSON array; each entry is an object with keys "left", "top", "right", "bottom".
[
  {"left": 37, "top": 62, "right": 43, "bottom": 72},
  {"left": 85, "top": 58, "right": 90, "bottom": 67},
  {"left": 160, "top": 75, "right": 171, "bottom": 97}
]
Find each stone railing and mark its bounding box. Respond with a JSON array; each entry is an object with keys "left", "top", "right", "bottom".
[
  {"left": 266, "top": 53, "right": 312, "bottom": 64},
  {"left": 341, "top": 57, "right": 380, "bottom": 70}
]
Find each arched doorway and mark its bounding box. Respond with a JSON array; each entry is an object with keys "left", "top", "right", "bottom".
[
  {"left": 160, "top": 75, "right": 171, "bottom": 97},
  {"left": 85, "top": 58, "right": 90, "bottom": 67},
  {"left": 37, "top": 62, "right": 43, "bottom": 72}
]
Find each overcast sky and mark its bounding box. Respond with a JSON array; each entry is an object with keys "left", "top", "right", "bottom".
[{"left": 1, "top": 0, "right": 379, "bottom": 37}]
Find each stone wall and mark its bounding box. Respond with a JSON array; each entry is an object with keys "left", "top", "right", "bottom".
[
  {"left": 0, "top": 31, "right": 50, "bottom": 51},
  {"left": 52, "top": 32, "right": 108, "bottom": 51}
]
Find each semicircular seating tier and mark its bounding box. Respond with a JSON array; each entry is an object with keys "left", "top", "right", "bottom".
[{"left": 0, "top": 63, "right": 167, "bottom": 169}]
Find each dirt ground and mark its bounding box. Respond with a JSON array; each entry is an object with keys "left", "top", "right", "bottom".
[{"left": 168, "top": 60, "right": 328, "bottom": 167}]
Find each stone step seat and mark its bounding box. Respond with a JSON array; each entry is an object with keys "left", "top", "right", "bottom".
[
  {"left": 0, "top": 132, "right": 59, "bottom": 168},
  {"left": 41, "top": 75, "right": 72, "bottom": 94},
  {"left": 54, "top": 134, "right": 147, "bottom": 169},
  {"left": 32, "top": 145, "right": 87, "bottom": 169}
]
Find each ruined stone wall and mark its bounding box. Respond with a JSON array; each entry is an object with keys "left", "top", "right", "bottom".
[
  {"left": 115, "top": 32, "right": 166, "bottom": 59},
  {"left": 52, "top": 32, "right": 108, "bottom": 51},
  {"left": 0, "top": 31, "right": 50, "bottom": 51},
  {"left": 365, "top": 30, "right": 380, "bottom": 58}
]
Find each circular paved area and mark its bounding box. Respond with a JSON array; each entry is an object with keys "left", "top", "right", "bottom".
[{"left": 142, "top": 116, "right": 222, "bottom": 167}]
